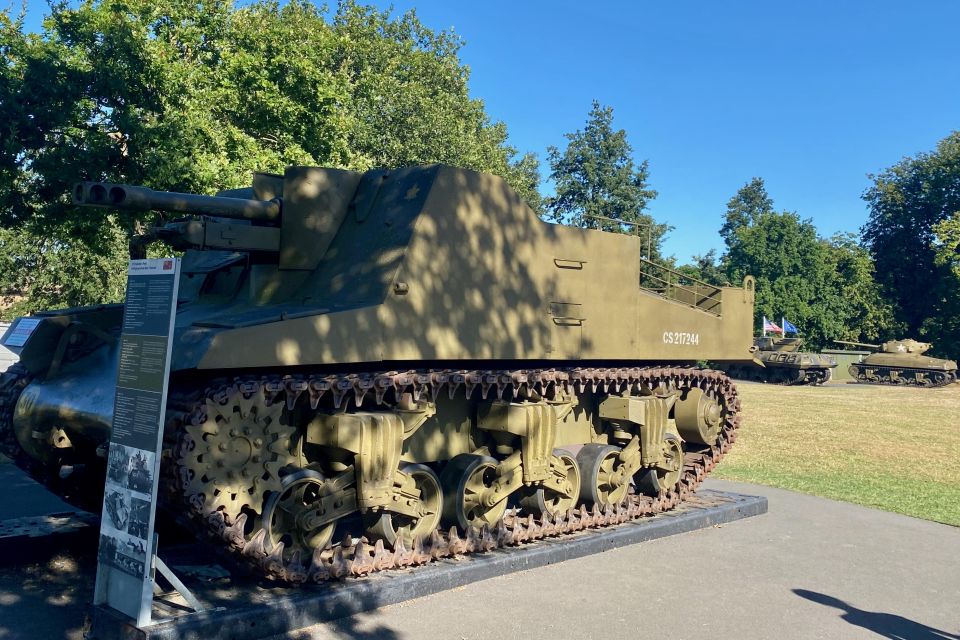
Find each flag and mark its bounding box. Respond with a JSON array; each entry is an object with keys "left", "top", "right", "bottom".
[
  {"left": 782, "top": 317, "right": 799, "bottom": 334},
  {"left": 762, "top": 317, "right": 783, "bottom": 334}
]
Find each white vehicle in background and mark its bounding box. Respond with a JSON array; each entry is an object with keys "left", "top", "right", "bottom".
[{"left": 0, "top": 323, "right": 18, "bottom": 372}]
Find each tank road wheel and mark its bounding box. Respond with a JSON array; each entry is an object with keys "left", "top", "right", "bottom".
[
  {"left": 262, "top": 470, "right": 338, "bottom": 557},
  {"left": 576, "top": 444, "right": 629, "bottom": 508},
  {"left": 364, "top": 463, "right": 443, "bottom": 548},
  {"left": 441, "top": 454, "right": 508, "bottom": 531},
  {"left": 636, "top": 434, "right": 684, "bottom": 496},
  {"left": 674, "top": 387, "right": 722, "bottom": 446},
  {"left": 517, "top": 449, "right": 581, "bottom": 517}
]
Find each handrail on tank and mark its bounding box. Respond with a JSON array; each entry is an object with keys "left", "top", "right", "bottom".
[
  {"left": 578, "top": 213, "right": 724, "bottom": 316},
  {"left": 638, "top": 257, "right": 723, "bottom": 316},
  {"left": 73, "top": 181, "right": 281, "bottom": 222}
]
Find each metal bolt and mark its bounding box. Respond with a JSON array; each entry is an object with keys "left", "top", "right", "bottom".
[
  {"left": 254, "top": 438, "right": 263, "bottom": 448},
  {"left": 219, "top": 443, "right": 228, "bottom": 452}
]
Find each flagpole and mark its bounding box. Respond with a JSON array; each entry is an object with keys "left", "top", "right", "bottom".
[
  {"left": 782, "top": 316, "right": 785, "bottom": 336},
  {"left": 762, "top": 316, "right": 766, "bottom": 337}
]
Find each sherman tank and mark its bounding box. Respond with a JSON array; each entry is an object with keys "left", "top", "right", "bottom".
[
  {"left": 835, "top": 339, "right": 957, "bottom": 387},
  {"left": 0, "top": 165, "right": 756, "bottom": 582},
  {"left": 724, "top": 336, "right": 837, "bottom": 385}
]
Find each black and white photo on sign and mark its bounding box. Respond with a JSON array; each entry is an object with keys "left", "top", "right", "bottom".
[
  {"left": 103, "top": 487, "right": 132, "bottom": 532},
  {"left": 98, "top": 533, "right": 118, "bottom": 566},
  {"left": 105, "top": 443, "right": 155, "bottom": 494},
  {"left": 98, "top": 529, "right": 147, "bottom": 578},
  {"left": 127, "top": 496, "right": 151, "bottom": 539}
]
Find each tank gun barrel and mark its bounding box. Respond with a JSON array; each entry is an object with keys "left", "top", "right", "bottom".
[
  {"left": 73, "top": 182, "right": 281, "bottom": 222},
  {"left": 833, "top": 339, "right": 880, "bottom": 349}
]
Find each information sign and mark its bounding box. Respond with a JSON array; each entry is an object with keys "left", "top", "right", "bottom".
[
  {"left": 2, "top": 317, "right": 42, "bottom": 348},
  {"left": 94, "top": 258, "right": 180, "bottom": 626}
]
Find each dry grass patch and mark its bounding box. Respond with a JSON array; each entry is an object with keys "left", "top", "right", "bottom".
[{"left": 713, "top": 381, "right": 960, "bottom": 526}]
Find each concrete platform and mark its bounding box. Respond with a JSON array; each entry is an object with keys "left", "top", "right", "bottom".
[
  {"left": 0, "top": 455, "right": 97, "bottom": 541},
  {"left": 89, "top": 489, "right": 766, "bottom": 640}
]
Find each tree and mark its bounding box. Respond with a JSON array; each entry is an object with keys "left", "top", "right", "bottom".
[
  {"left": 862, "top": 132, "right": 960, "bottom": 355},
  {"left": 674, "top": 249, "right": 727, "bottom": 286},
  {"left": 932, "top": 213, "right": 960, "bottom": 280},
  {"left": 720, "top": 177, "right": 773, "bottom": 246},
  {"left": 545, "top": 101, "right": 666, "bottom": 257},
  {"left": 821, "top": 233, "right": 898, "bottom": 343},
  {"left": 0, "top": 0, "right": 542, "bottom": 317},
  {"left": 720, "top": 179, "right": 893, "bottom": 348}
]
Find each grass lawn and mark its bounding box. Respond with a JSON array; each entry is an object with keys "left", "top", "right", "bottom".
[{"left": 712, "top": 380, "right": 960, "bottom": 526}]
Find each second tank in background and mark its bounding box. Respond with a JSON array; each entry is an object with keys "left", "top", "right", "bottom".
[{"left": 724, "top": 336, "right": 837, "bottom": 385}]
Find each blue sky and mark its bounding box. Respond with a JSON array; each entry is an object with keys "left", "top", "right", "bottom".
[{"left": 18, "top": 1, "right": 960, "bottom": 262}]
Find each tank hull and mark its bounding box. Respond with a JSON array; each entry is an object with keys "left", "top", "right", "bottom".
[
  {"left": 1, "top": 164, "right": 757, "bottom": 582},
  {"left": 847, "top": 360, "right": 957, "bottom": 386}
]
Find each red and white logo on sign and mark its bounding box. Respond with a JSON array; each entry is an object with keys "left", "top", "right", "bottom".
[{"left": 163, "top": 260, "right": 173, "bottom": 270}]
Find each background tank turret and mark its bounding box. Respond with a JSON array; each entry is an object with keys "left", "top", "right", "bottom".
[
  {"left": 1, "top": 164, "right": 757, "bottom": 582},
  {"left": 834, "top": 339, "right": 957, "bottom": 387},
  {"left": 722, "top": 336, "right": 837, "bottom": 385}
]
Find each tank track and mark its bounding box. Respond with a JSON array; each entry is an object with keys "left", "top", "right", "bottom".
[
  {"left": 785, "top": 368, "right": 832, "bottom": 386},
  {"left": 0, "top": 363, "right": 107, "bottom": 509},
  {"left": 724, "top": 364, "right": 831, "bottom": 386},
  {"left": 168, "top": 366, "right": 741, "bottom": 583},
  {"left": 0, "top": 363, "right": 31, "bottom": 463},
  {"left": 848, "top": 365, "right": 957, "bottom": 388}
]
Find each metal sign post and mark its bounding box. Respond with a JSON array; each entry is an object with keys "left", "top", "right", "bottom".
[{"left": 93, "top": 258, "right": 191, "bottom": 627}]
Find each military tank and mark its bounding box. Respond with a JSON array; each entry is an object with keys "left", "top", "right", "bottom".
[
  {"left": 0, "top": 165, "right": 756, "bottom": 582},
  {"left": 835, "top": 339, "right": 957, "bottom": 387},
  {"left": 724, "top": 336, "right": 837, "bottom": 385}
]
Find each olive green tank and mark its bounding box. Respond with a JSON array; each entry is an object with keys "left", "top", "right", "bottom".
[
  {"left": 723, "top": 336, "right": 837, "bottom": 385},
  {"left": 0, "top": 165, "right": 756, "bottom": 582},
  {"left": 835, "top": 339, "right": 958, "bottom": 387}
]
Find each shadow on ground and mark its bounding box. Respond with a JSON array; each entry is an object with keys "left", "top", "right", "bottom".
[
  {"left": 0, "top": 529, "right": 98, "bottom": 640},
  {"left": 793, "top": 588, "right": 960, "bottom": 640}
]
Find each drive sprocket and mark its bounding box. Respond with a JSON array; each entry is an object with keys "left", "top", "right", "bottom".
[{"left": 176, "top": 381, "right": 299, "bottom": 526}]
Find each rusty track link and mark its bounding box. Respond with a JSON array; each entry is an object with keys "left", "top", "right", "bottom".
[{"left": 170, "top": 366, "right": 741, "bottom": 583}]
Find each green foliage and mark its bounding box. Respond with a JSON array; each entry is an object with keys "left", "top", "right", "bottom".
[
  {"left": 821, "top": 233, "right": 898, "bottom": 342},
  {"left": 932, "top": 212, "right": 960, "bottom": 279},
  {"left": 719, "top": 177, "right": 773, "bottom": 246},
  {"left": 0, "top": 220, "right": 128, "bottom": 315},
  {"left": 863, "top": 132, "right": 960, "bottom": 356},
  {"left": 0, "top": 0, "right": 541, "bottom": 318},
  {"left": 720, "top": 179, "right": 892, "bottom": 348},
  {"left": 673, "top": 249, "right": 727, "bottom": 286},
  {"left": 545, "top": 101, "right": 666, "bottom": 257}
]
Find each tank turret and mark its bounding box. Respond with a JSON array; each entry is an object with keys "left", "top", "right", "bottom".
[
  {"left": 879, "top": 339, "right": 931, "bottom": 355},
  {"left": 754, "top": 336, "right": 803, "bottom": 353}
]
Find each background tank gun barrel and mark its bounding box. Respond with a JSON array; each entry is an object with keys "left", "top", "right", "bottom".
[
  {"left": 73, "top": 181, "right": 281, "bottom": 222},
  {"left": 833, "top": 339, "right": 880, "bottom": 350}
]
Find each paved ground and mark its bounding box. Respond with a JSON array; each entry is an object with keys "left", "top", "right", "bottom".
[
  {"left": 272, "top": 479, "right": 960, "bottom": 640},
  {"left": 0, "top": 466, "right": 957, "bottom": 640}
]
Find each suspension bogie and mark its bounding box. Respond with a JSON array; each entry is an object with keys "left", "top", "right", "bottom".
[{"left": 159, "top": 366, "right": 736, "bottom": 580}]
